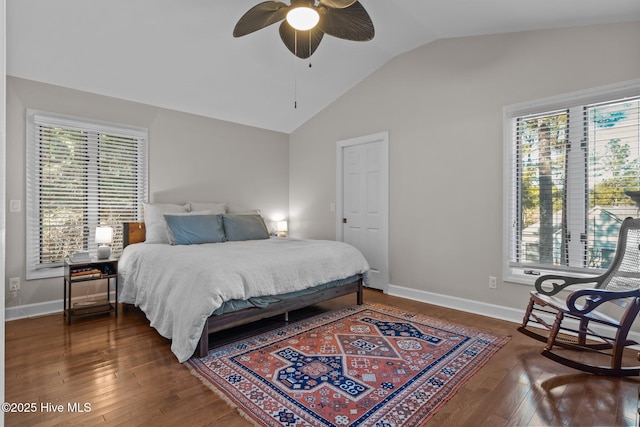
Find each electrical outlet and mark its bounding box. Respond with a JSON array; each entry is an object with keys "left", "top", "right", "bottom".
[
  {"left": 9, "top": 277, "right": 20, "bottom": 291},
  {"left": 488, "top": 276, "right": 497, "bottom": 289}
]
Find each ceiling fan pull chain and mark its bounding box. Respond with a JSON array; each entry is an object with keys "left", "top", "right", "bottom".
[{"left": 293, "top": 32, "right": 298, "bottom": 109}]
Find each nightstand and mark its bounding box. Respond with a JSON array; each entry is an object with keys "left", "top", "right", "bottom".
[{"left": 64, "top": 258, "right": 118, "bottom": 325}]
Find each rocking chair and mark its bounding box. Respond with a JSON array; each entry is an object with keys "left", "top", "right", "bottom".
[{"left": 518, "top": 217, "right": 640, "bottom": 376}]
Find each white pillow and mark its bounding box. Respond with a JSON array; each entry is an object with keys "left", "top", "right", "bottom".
[
  {"left": 187, "top": 202, "right": 227, "bottom": 214},
  {"left": 143, "top": 202, "right": 189, "bottom": 244},
  {"left": 226, "top": 204, "right": 261, "bottom": 215}
]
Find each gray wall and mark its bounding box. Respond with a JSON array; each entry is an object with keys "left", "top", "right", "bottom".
[
  {"left": 289, "top": 22, "right": 640, "bottom": 310},
  {"left": 6, "top": 76, "right": 289, "bottom": 308},
  {"left": 5, "top": 22, "right": 640, "bottom": 319}
]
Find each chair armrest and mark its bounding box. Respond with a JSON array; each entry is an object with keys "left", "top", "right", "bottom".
[
  {"left": 566, "top": 288, "right": 640, "bottom": 315},
  {"left": 535, "top": 274, "right": 605, "bottom": 296}
]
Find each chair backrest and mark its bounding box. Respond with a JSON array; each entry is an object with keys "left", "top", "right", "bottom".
[{"left": 601, "top": 217, "right": 640, "bottom": 292}]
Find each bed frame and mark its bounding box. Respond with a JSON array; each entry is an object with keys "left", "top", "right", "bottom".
[{"left": 122, "top": 222, "right": 364, "bottom": 358}]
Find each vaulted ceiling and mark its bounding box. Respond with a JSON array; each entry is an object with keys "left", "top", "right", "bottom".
[{"left": 7, "top": 0, "right": 640, "bottom": 133}]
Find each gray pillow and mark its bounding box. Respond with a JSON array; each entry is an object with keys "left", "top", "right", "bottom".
[
  {"left": 223, "top": 214, "right": 270, "bottom": 241},
  {"left": 163, "top": 214, "right": 225, "bottom": 245}
]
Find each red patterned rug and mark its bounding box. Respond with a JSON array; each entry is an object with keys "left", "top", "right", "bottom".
[{"left": 187, "top": 303, "right": 510, "bottom": 426}]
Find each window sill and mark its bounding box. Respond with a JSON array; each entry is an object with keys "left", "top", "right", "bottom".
[
  {"left": 27, "top": 266, "right": 63, "bottom": 280},
  {"left": 504, "top": 268, "right": 604, "bottom": 287}
]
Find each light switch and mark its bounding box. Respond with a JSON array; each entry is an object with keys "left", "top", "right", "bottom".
[{"left": 9, "top": 200, "right": 21, "bottom": 213}]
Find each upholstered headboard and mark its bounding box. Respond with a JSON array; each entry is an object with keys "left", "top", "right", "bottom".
[{"left": 123, "top": 222, "right": 146, "bottom": 247}]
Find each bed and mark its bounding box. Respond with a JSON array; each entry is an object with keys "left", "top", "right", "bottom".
[{"left": 118, "top": 210, "right": 369, "bottom": 363}]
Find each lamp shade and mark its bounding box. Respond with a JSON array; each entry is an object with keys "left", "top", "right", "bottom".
[
  {"left": 286, "top": 7, "right": 319, "bottom": 31},
  {"left": 276, "top": 221, "right": 288, "bottom": 233},
  {"left": 95, "top": 226, "right": 113, "bottom": 244}
]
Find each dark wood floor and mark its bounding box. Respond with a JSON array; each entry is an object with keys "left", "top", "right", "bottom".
[{"left": 5, "top": 289, "right": 640, "bottom": 426}]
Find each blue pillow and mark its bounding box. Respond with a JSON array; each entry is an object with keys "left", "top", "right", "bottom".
[
  {"left": 163, "top": 214, "right": 225, "bottom": 245},
  {"left": 223, "top": 214, "right": 270, "bottom": 241}
]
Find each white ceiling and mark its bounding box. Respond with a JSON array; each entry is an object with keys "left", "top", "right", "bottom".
[{"left": 7, "top": 0, "right": 640, "bottom": 133}]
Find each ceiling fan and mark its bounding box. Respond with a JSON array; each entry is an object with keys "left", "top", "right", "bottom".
[{"left": 233, "top": 0, "right": 374, "bottom": 59}]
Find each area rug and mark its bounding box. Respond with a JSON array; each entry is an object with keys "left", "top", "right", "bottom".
[{"left": 187, "top": 303, "right": 510, "bottom": 426}]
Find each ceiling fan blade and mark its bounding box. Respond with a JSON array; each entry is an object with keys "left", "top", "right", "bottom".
[
  {"left": 317, "top": 0, "right": 357, "bottom": 8},
  {"left": 233, "top": 1, "right": 290, "bottom": 37},
  {"left": 319, "top": 1, "right": 374, "bottom": 41},
  {"left": 279, "top": 21, "right": 324, "bottom": 59}
]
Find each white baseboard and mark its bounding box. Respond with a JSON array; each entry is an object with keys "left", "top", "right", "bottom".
[
  {"left": 5, "top": 291, "right": 117, "bottom": 321},
  {"left": 5, "top": 299, "right": 63, "bottom": 321},
  {"left": 386, "top": 283, "right": 640, "bottom": 343},
  {"left": 387, "top": 284, "right": 524, "bottom": 323}
]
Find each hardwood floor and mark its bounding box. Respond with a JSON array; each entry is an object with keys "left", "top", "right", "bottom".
[{"left": 5, "top": 289, "right": 640, "bottom": 426}]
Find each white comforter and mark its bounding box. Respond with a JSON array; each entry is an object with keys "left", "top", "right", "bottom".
[{"left": 118, "top": 237, "right": 370, "bottom": 362}]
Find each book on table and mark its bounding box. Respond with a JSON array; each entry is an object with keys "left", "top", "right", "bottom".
[{"left": 70, "top": 267, "right": 103, "bottom": 280}]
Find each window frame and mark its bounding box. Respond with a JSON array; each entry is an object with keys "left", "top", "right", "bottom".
[
  {"left": 26, "top": 109, "right": 148, "bottom": 280},
  {"left": 503, "top": 79, "right": 640, "bottom": 285}
]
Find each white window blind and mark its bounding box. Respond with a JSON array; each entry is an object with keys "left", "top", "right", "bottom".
[
  {"left": 505, "top": 80, "right": 640, "bottom": 282},
  {"left": 26, "top": 109, "right": 148, "bottom": 279}
]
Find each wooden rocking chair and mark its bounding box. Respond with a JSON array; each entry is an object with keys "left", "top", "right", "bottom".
[{"left": 518, "top": 217, "right": 640, "bottom": 376}]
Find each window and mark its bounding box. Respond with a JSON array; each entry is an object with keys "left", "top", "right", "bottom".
[
  {"left": 26, "top": 110, "right": 148, "bottom": 279},
  {"left": 504, "top": 80, "right": 640, "bottom": 283}
]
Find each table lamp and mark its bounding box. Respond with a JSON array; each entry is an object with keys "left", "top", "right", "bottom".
[
  {"left": 95, "top": 226, "right": 113, "bottom": 259},
  {"left": 276, "top": 220, "right": 288, "bottom": 238}
]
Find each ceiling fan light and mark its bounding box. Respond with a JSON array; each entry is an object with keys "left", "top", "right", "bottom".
[{"left": 286, "top": 7, "right": 320, "bottom": 31}]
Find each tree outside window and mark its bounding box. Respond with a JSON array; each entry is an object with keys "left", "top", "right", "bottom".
[{"left": 507, "top": 89, "right": 640, "bottom": 278}]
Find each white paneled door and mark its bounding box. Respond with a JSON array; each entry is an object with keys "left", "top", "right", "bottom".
[{"left": 337, "top": 132, "right": 389, "bottom": 291}]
